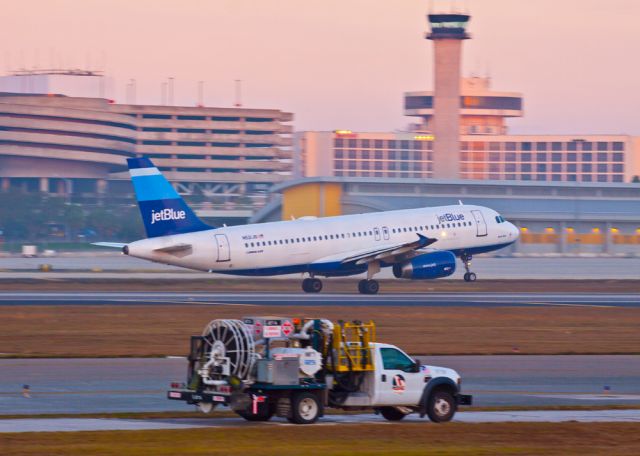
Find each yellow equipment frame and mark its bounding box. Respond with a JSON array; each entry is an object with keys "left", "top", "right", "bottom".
[{"left": 331, "top": 320, "right": 376, "bottom": 372}]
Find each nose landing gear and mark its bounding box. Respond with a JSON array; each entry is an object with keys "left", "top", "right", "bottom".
[{"left": 461, "top": 253, "right": 477, "bottom": 282}]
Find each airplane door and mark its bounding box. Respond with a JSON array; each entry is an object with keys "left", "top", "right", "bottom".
[
  {"left": 374, "top": 227, "right": 381, "bottom": 241},
  {"left": 215, "top": 234, "right": 230, "bottom": 262},
  {"left": 382, "top": 226, "right": 390, "bottom": 240},
  {"left": 471, "top": 210, "right": 488, "bottom": 237}
]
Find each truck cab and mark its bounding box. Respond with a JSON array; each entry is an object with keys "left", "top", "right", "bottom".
[{"left": 338, "top": 342, "right": 468, "bottom": 422}]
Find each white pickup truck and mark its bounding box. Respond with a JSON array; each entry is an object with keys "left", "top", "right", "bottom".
[{"left": 168, "top": 317, "right": 471, "bottom": 424}]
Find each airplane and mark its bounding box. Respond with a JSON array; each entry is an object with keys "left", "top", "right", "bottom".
[{"left": 95, "top": 157, "right": 519, "bottom": 294}]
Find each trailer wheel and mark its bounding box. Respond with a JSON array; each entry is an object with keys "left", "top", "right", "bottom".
[
  {"left": 379, "top": 407, "right": 407, "bottom": 421},
  {"left": 426, "top": 389, "right": 456, "bottom": 423},
  {"left": 289, "top": 392, "right": 321, "bottom": 424}
]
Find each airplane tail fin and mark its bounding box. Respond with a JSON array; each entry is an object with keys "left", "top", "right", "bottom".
[{"left": 127, "top": 157, "right": 212, "bottom": 238}]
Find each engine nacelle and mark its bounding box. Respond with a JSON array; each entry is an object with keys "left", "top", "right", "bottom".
[{"left": 392, "top": 251, "right": 456, "bottom": 280}]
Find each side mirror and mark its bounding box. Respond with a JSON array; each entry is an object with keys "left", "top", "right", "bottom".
[{"left": 413, "top": 359, "right": 422, "bottom": 373}]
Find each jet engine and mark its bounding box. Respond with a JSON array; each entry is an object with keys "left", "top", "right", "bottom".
[{"left": 392, "top": 251, "right": 456, "bottom": 280}]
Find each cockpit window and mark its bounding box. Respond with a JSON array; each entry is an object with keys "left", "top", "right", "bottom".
[{"left": 495, "top": 215, "right": 506, "bottom": 223}]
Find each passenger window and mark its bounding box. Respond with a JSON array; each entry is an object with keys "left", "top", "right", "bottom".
[{"left": 380, "top": 348, "right": 415, "bottom": 372}]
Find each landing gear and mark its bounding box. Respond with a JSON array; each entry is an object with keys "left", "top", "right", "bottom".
[
  {"left": 302, "top": 277, "right": 323, "bottom": 293},
  {"left": 461, "top": 253, "right": 477, "bottom": 282},
  {"left": 358, "top": 279, "right": 379, "bottom": 295}
]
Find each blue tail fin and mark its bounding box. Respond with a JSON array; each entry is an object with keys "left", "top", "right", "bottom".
[{"left": 127, "top": 157, "right": 212, "bottom": 238}]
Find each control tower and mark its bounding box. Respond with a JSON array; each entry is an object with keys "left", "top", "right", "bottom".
[{"left": 426, "top": 13, "right": 470, "bottom": 179}]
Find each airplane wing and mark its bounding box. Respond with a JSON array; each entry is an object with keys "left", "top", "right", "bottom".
[
  {"left": 92, "top": 242, "right": 126, "bottom": 249},
  {"left": 312, "top": 234, "right": 438, "bottom": 267}
]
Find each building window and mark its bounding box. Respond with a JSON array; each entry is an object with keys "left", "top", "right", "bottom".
[
  {"left": 597, "top": 153, "right": 608, "bottom": 162},
  {"left": 552, "top": 142, "right": 562, "bottom": 151},
  {"left": 612, "top": 153, "right": 623, "bottom": 162},
  {"left": 401, "top": 140, "right": 410, "bottom": 150},
  {"left": 567, "top": 141, "right": 578, "bottom": 151},
  {"left": 582, "top": 142, "right": 593, "bottom": 151},
  {"left": 388, "top": 140, "right": 396, "bottom": 149},
  {"left": 521, "top": 153, "right": 532, "bottom": 162},
  {"left": 374, "top": 140, "right": 384, "bottom": 148},
  {"left": 536, "top": 164, "right": 547, "bottom": 172},
  {"left": 362, "top": 139, "right": 370, "bottom": 148},
  {"left": 552, "top": 153, "right": 562, "bottom": 162},
  {"left": 348, "top": 139, "right": 357, "bottom": 148},
  {"left": 505, "top": 153, "right": 516, "bottom": 162},
  {"left": 612, "top": 164, "right": 623, "bottom": 173},
  {"left": 597, "top": 142, "right": 608, "bottom": 151},
  {"left": 582, "top": 163, "right": 592, "bottom": 172},
  {"left": 612, "top": 142, "right": 624, "bottom": 151},
  {"left": 552, "top": 164, "right": 562, "bottom": 172},
  {"left": 536, "top": 142, "right": 547, "bottom": 151},
  {"left": 612, "top": 175, "right": 623, "bottom": 182},
  {"left": 375, "top": 150, "right": 383, "bottom": 160},
  {"left": 521, "top": 142, "right": 532, "bottom": 151},
  {"left": 536, "top": 152, "right": 547, "bottom": 162},
  {"left": 334, "top": 138, "right": 344, "bottom": 148},
  {"left": 335, "top": 149, "right": 344, "bottom": 159},
  {"left": 597, "top": 174, "right": 608, "bottom": 182},
  {"left": 521, "top": 163, "right": 532, "bottom": 172},
  {"left": 567, "top": 163, "right": 577, "bottom": 172},
  {"left": 582, "top": 175, "right": 592, "bottom": 182},
  {"left": 597, "top": 164, "right": 607, "bottom": 173},
  {"left": 581, "top": 153, "right": 592, "bottom": 162},
  {"left": 567, "top": 153, "right": 577, "bottom": 162},
  {"left": 552, "top": 174, "right": 562, "bottom": 181}
]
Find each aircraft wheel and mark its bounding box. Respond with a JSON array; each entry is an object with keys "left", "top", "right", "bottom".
[
  {"left": 308, "top": 278, "right": 323, "bottom": 293},
  {"left": 358, "top": 279, "right": 379, "bottom": 295},
  {"left": 463, "top": 272, "right": 477, "bottom": 282},
  {"left": 302, "top": 278, "right": 312, "bottom": 292}
]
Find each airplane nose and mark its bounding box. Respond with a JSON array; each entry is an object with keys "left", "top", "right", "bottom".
[{"left": 508, "top": 222, "right": 519, "bottom": 240}]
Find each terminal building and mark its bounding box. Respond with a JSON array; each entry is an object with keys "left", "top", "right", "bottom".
[{"left": 0, "top": 70, "right": 293, "bottom": 221}]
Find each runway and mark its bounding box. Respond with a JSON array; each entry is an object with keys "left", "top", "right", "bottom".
[
  {"left": 0, "top": 291, "right": 639, "bottom": 307},
  {"left": 2, "top": 409, "right": 640, "bottom": 433}
]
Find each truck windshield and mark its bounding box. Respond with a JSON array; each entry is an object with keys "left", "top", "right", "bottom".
[{"left": 380, "top": 348, "right": 415, "bottom": 372}]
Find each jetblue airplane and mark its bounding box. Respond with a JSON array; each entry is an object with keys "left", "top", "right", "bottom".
[{"left": 96, "top": 157, "right": 519, "bottom": 294}]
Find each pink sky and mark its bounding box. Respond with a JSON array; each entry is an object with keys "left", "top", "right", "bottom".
[{"left": 2, "top": 0, "right": 639, "bottom": 134}]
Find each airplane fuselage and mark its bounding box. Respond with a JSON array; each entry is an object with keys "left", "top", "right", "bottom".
[{"left": 127, "top": 204, "right": 518, "bottom": 276}]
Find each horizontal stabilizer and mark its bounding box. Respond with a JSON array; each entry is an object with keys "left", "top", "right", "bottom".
[
  {"left": 153, "top": 243, "right": 192, "bottom": 254},
  {"left": 92, "top": 242, "right": 126, "bottom": 249}
]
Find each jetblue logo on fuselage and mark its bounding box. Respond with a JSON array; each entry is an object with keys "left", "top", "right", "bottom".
[
  {"left": 437, "top": 213, "right": 465, "bottom": 224},
  {"left": 151, "top": 208, "right": 186, "bottom": 224}
]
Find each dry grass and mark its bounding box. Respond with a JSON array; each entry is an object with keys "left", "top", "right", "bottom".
[
  {"left": 1, "top": 304, "right": 640, "bottom": 357},
  {"left": 3, "top": 422, "right": 640, "bottom": 455}
]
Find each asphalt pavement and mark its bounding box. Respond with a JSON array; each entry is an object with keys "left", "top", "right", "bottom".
[{"left": 0, "top": 291, "right": 638, "bottom": 307}]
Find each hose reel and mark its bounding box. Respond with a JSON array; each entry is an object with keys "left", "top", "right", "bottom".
[{"left": 198, "top": 319, "right": 256, "bottom": 385}]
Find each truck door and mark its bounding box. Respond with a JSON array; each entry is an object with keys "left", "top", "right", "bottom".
[
  {"left": 215, "top": 234, "right": 230, "bottom": 262},
  {"left": 375, "top": 346, "right": 426, "bottom": 406},
  {"left": 471, "top": 210, "right": 488, "bottom": 237}
]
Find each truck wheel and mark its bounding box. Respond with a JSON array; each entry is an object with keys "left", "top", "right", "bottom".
[
  {"left": 289, "top": 392, "right": 321, "bottom": 424},
  {"left": 427, "top": 389, "right": 456, "bottom": 423},
  {"left": 237, "top": 407, "right": 274, "bottom": 422},
  {"left": 379, "top": 407, "right": 407, "bottom": 421}
]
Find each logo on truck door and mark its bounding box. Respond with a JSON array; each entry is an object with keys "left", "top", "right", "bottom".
[{"left": 392, "top": 374, "right": 406, "bottom": 394}]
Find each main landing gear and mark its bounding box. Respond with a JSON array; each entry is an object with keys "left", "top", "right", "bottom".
[
  {"left": 302, "top": 277, "right": 323, "bottom": 293},
  {"left": 358, "top": 279, "right": 379, "bottom": 295},
  {"left": 461, "top": 253, "right": 477, "bottom": 282},
  {"left": 358, "top": 261, "right": 381, "bottom": 295}
]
